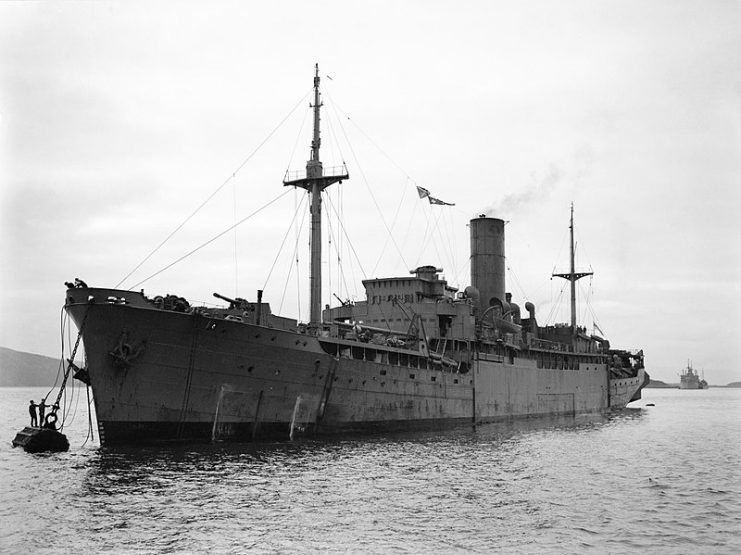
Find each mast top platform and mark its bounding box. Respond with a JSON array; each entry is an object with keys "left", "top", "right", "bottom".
[{"left": 283, "top": 63, "right": 349, "bottom": 191}]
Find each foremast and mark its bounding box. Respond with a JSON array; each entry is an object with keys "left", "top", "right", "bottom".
[
  {"left": 552, "top": 203, "right": 592, "bottom": 339},
  {"left": 283, "top": 64, "right": 349, "bottom": 331}
]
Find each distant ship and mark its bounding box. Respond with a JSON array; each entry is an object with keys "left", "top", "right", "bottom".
[
  {"left": 60, "top": 65, "right": 649, "bottom": 445},
  {"left": 679, "top": 361, "right": 708, "bottom": 389}
]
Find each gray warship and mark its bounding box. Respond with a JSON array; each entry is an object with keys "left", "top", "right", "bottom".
[
  {"left": 679, "top": 362, "right": 708, "bottom": 389},
  {"left": 63, "top": 66, "right": 648, "bottom": 445}
]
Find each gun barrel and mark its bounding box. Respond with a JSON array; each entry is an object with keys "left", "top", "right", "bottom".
[{"left": 213, "top": 292, "right": 237, "bottom": 305}]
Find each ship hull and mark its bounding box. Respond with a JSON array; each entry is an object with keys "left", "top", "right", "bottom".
[
  {"left": 679, "top": 382, "right": 708, "bottom": 390},
  {"left": 66, "top": 291, "right": 646, "bottom": 445}
]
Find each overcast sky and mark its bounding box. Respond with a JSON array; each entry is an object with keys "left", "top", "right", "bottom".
[{"left": 1, "top": 0, "right": 739, "bottom": 384}]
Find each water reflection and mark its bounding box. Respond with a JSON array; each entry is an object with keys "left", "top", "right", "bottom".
[{"left": 80, "top": 408, "right": 647, "bottom": 498}]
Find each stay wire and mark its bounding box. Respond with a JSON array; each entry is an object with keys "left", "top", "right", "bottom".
[
  {"left": 322, "top": 94, "right": 347, "bottom": 168},
  {"left": 371, "top": 176, "right": 409, "bottom": 277},
  {"left": 232, "top": 175, "right": 239, "bottom": 297},
  {"left": 117, "top": 89, "right": 312, "bottom": 289},
  {"left": 545, "top": 281, "right": 568, "bottom": 325},
  {"left": 324, "top": 89, "right": 414, "bottom": 181},
  {"left": 262, "top": 191, "right": 309, "bottom": 291},
  {"left": 324, "top": 192, "right": 352, "bottom": 301},
  {"left": 278, "top": 196, "right": 310, "bottom": 315},
  {"left": 321, "top": 90, "right": 409, "bottom": 270},
  {"left": 414, "top": 205, "right": 433, "bottom": 268},
  {"left": 131, "top": 189, "right": 293, "bottom": 290},
  {"left": 443, "top": 207, "right": 458, "bottom": 283},
  {"left": 324, "top": 193, "right": 368, "bottom": 280},
  {"left": 285, "top": 104, "right": 311, "bottom": 174}
]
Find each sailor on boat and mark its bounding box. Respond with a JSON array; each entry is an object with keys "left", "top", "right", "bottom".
[
  {"left": 28, "top": 400, "right": 38, "bottom": 427},
  {"left": 37, "top": 398, "right": 47, "bottom": 428}
]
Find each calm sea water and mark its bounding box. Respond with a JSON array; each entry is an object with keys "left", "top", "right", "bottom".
[{"left": 0, "top": 386, "right": 739, "bottom": 554}]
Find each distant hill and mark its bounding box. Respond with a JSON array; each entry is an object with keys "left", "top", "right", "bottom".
[
  {"left": 0, "top": 347, "right": 62, "bottom": 386},
  {"left": 645, "top": 379, "right": 677, "bottom": 389},
  {"left": 646, "top": 377, "right": 741, "bottom": 389}
]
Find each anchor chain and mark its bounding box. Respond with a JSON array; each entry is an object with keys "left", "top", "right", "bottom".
[{"left": 47, "top": 302, "right": 92, "bottom": 428}]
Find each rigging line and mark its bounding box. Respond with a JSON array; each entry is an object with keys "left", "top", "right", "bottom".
[
  {"left": 347, "top": 140, "right": 409, "bottom": 270},
  {"left": 444, "top": 207, "right": 458, "bottom": 284},
  {"left": 585, "top": 277, "right": 604, "bottom": 331},
  {"left": 427, "top": 209, "right": 447, "bottom": 268},
  {"left": 324, "top": 194, "right": 352, "bottom": 300},
  {"left": 81, "top": 385, "right": 94, "bottom": 446},
  {"left": 131, "top": 189, "right": 293, "bottom": 290},
  {"left": 51, "top": 307, "right": 67, "bottom": 397},
  {"left": 116, "top": 89, "right": 312, "bottom": 289},
  {"left": 578, "top": 278, "right": 599, "bottom": 330},
  {"left": 579, "top": 281, "right": 591, "bottom": 327},
  {"left": 63, "top": 376, "right": 82, "bottom": 429},
  {"left": 233, "top": 174, "right": 239, "bottom": 297},
  {"left": 545, "top": 289, "right": 564, "bottom": 326},
  {"left": 506, "top": 264, "right": 530, "bottom": 302},
  {"left": 371, "top": 176, "right": 410, "bottom": 276},
  {"left": 324, "top": 89, "right": 414, "bottom": 181},
  {"left": 324, "top": 193, "right": 368, "bottom": 280},
  {"left": 261, "top": 191, "right": 309, "bottom": 291},
  {"left": 327, "top": 194, "right": 333, "bottom": 304},
  {"left": 286, "top": 104, "right": 311, "bottom": 173},
  {"left": 397, "top": 188, "right": 422, "bottom": 270},
  {"left": 324, "top": 191, "right": 335, "bottom": 302},
  {"left": 454, "top": 255, "right": 471, "bottom": 289},
  {"left": 278, "top": 195, "right": 309, "bottom": 314},
  {"left": 323, "top": 95, "right": 347, "bottom": 167},
  {"left": 418, "top": 206, "right": 446, "bottom": 268},
  {"left": 321, "top": 93, "right": 409, "bottom": 270},
  {"left": 437, "top": 206, "right": 457, "bottom": 281},
  {"left": 334, "top": 185, "right": 345, "bottom": 299},
  {"left": 337, "top": 185, "right": 359, "bottom": 300},
  {"left": 295, "top": 189, "right": 302, "bottom": 322},
  {"left": 551, "top": 220, "right": 570, "bottom": 276},
  {"left": 545, "top": 282, "right": 568, "bottom": 324},
  {"left": 414, "top": 203, "right": 434, "bottom": 267},
  {"left": 574, "top": 224, "right": 594, "bottom": 273}
]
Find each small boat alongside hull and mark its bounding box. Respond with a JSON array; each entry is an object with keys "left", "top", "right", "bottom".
[{"left": 12, "top": 427, "right": 70, "bottom": 453}]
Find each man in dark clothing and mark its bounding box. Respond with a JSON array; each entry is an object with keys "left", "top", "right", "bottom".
[
  {"left": 38, "top": 398, "right": 47, "bottom": 427},
  {"left": 29, "top": 400, "right": 38, "bottom": 427}
]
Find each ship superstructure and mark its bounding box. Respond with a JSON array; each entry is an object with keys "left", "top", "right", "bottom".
[{"left": 62, "top": 66, "right": 648, "bottom": 445}]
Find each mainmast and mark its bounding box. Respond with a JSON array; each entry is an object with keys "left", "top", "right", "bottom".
[
  {"left": 552, "top": 203, "right": 592, "bottom": 338},
  {"left": 283, "top": 64, "right": 349, "bottom": 331}
]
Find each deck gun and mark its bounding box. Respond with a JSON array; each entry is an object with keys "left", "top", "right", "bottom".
[{"left": 213, "top": 292, "right": 250, "bottom": 310}]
